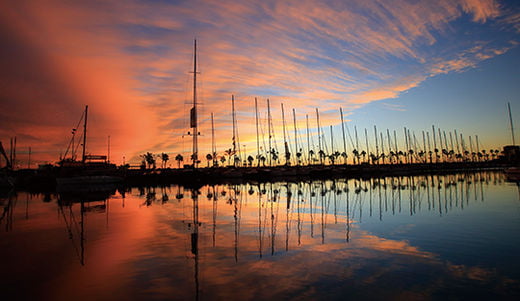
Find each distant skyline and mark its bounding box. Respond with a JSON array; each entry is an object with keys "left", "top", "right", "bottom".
[{"left": 0, "top": 0, "right": 519, "bottom": 166}]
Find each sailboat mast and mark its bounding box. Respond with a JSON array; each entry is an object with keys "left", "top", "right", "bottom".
[
  {"left": 281, "top": 103, "right": 289, "bottom": 165},
  {"left": 191, "top": 39, "right": 199, "bottom": 167},
  {"left": 82, "top": 105, "right": 88, "bottom": 163},
  {"left": 232, "top": 95, "right": 237, "bottom": 166},
  {"left": 330, "top": 125, "right": 334, "bottom": 161},
  {"left": 211, "top": 112, "right": 216, "bottom": 166},
  {"left": 255, "top": 98, "right": 260, "bottom": 165},
  {"left": 340, "top": 108, "right": 347, "bottom": 163},
  {"left": 508, "top": 102, "right": 516, "bottom": 146},
  {"left": 316, "top": 108, "right": 322, "bottom": 164},
  {"left": 292, "top": 108, "right": 298, "bottom": 165},
  {"left": 267, "top": 99, "right": 272, "bottom": 166},
  {"left": 306, "top": 114, "right": 311, "bottom": 165}
]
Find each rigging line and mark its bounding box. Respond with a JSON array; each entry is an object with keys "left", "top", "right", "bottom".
[
  {"left": 64, "top": 111, "right": 85, "bottom": 159},
  {"left": 259, "top": 111, "right": 268, "bottom": 160},
  {"left": 344, "top": 122, "right": 356, "bottom": 151}
]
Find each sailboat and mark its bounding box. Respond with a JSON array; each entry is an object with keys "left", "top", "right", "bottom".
[
  {"left": 56, "top": 105, "right": 122, "bottom": 189},
  {"left": 504, "top": 102, "right": 520, "bottom": 181}
]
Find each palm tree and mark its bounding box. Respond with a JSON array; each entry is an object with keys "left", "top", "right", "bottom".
[
  {"left": 142, "top": 152, "right": 155, "bottom": 169},
  {"left": 352, "top": 149, "right": 359, "bottom": 165},
  {"left": 408, "top": 149, "right": 414, "bottom": 164},
  {"left": 318, "top": 150, "right": 326, "bottom": 165},
  {"left": 341, "top": 152, "right": 348, "bottom": 165},
  {"left": 161, "top": 153, "right": 169, "bottom": 168},
  {"left": 233, "top": 155, "right": 241, "bottom": 166},
  {"left": 206, "top": 153, "right": 213, "bottom": 167},
  {"left": 464, "top": 150, "right": 470, "bottom": 161},
  {"left": 360, "top": 150, "right": 367, "bottom": 164},
  {"left": 175, "top": 154, "right": 183, "bottom": 168},
  {"left": 259, "top": 155, "right": 266, "bottom": 166},
  {"left": 389, "top": 151, "right": 395, "bottom": 164},
  {"left": 369, "top": 153, "right": 377, "bottom": 165},
  {"left": 284, "top": 149, "right": 291, "bottom": 166},
  {"left": 296, "top": 149, "right": 303, "bottom": 166},
  {"left": 224, "top": 148, "right": 234, "bottom": 166},
  {"left": 271, "top": 150, "right": 279, "bottom": 165},
  {"left": 309, "top": 150, "right": 315, "bottom": 164},
  {"left": 442, "top": 149, "right": 449, "bottom": 163},
  {"left": 397, "top": 151, "right": 404, "bottom": 164}
]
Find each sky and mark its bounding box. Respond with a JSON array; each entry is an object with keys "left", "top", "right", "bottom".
[{"left": 0, "top": 0, "right": 519, "bottom": 166}]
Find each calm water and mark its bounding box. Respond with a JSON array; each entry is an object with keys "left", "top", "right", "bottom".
[{"left": 1, "top": 172, "right": 519, "bottom": 300}]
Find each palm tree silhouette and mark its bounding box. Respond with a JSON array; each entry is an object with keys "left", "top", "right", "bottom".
[
  {"left": 175, "top": 154, "right": 183, "bottom": 168},
  {"left": 142, "top": 152, "right": 156, "bottom": 169},
  {"left": 318, "top": 150, "right": 326, "bottom": 165},
  {"left": 309, "top": 150, "right": 315, "bottom": 164},
  {"left": 224, "top": 148, "right": 234, "bottom": 166},
  {"left": 161, "top": 153, "right": 169, "bottom": 168},
  {"left": 352, "top": 149, "right": 359, "bottom": 164},
  {"left": 206, "top": 153, "right": 213, "bottom": 167}
]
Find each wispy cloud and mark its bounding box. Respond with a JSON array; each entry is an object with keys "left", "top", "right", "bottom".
[{"left": 0, "top": 0, "right": 517, "bottom": 163}]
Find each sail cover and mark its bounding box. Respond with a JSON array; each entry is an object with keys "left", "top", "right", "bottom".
[{"left": 190, "top": 107, "right": 197, "bottom": 128}]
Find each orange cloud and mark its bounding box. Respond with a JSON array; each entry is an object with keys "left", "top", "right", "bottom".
[{"left": 0, "top": 0, "right": 515, "bottom": 164}]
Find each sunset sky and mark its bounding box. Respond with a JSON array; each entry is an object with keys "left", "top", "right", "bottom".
[{"left": 1, "top": 0, "right": 519, "bottom": 166}]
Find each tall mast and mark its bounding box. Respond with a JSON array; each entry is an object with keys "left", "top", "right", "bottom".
[
  {"left": 432, "top": 125, "right": 437, "bottom": 163},
  {"left": 380, "top": 132, "right": 385, "bottom": 164},
  {"left": 82, "top": 105, "right": 88, "bottom": 163},
  {"left": 427, "top": 132, "right": 432, "bottom": 163},
  {"left": 475, "top": 135, "right": 480, "bottom": 157},
  {"left": 422, "top": 131, "right": 426, "bottom": 163},
  {"left": 306, "top": 114, "right": 311, "bottom": 165},
  {"left": 255, "top": 98, "right": 260, "bottom": 166},
  {"left": 292, "top": 108, "right": 298, "bottom": 165},
  {"left": 211, "top": 113, "right": 216, "bottom": 166},
  {"left": 267, "top": 99, "right": 272, "bottom": 166},
  {"left": 355, "top": 126, "right": 359, "bottom": 164},
  {"left": 374, "top": 125, "right": 379, "bottom": 163},
  {"left": 364, "top": 128, "right": 369, "bottom": 164},
  {"left": 316, "top": 108, "right": 322, "bottom": 164},
  {"left": 387, "top": 129, "right": 392, "bottom": 164},
  {"left": 404, "top": 127, "right": 409, "bottom": 163},
  {"left": 232, "top": 95, "right": 237, "bottom": 166},
  {"left": 393, "top": 130, "right": 398, "bottom": 163},
  {"left": 107, "top": 135, "right": 110, "bottom": 163},
  {"left": 281, "top": 103, "right": 289, "bottom": 165},
  {"left": 340, "top": 108, "right": 347, "bottom": 164},
  {"left": 330, "top": 125, "right": 334, "bottom": 162},
  {"left": 508, "top": 102, "right": 516, "bottom": 146},
  {"left": 191, "top": 39, "right": 199, "bottom": 167},
  {"left": 454, "top": 129, "right": 460, "bottom": 155},
  {"left": 28, "top": 147, "right": 31, "bottom": 169}
]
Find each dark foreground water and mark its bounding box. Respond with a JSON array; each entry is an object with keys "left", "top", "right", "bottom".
[{"left": 1, "top": 171, "right": 519, "bottom": 300}]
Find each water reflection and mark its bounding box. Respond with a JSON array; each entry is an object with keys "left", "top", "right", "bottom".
[{"left": 1, "top": 171, "right": 519, "bottom": 300}]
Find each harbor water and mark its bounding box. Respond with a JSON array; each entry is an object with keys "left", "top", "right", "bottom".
[{"left": 1, "top": 171, "right": 519, "bottom": 300}]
